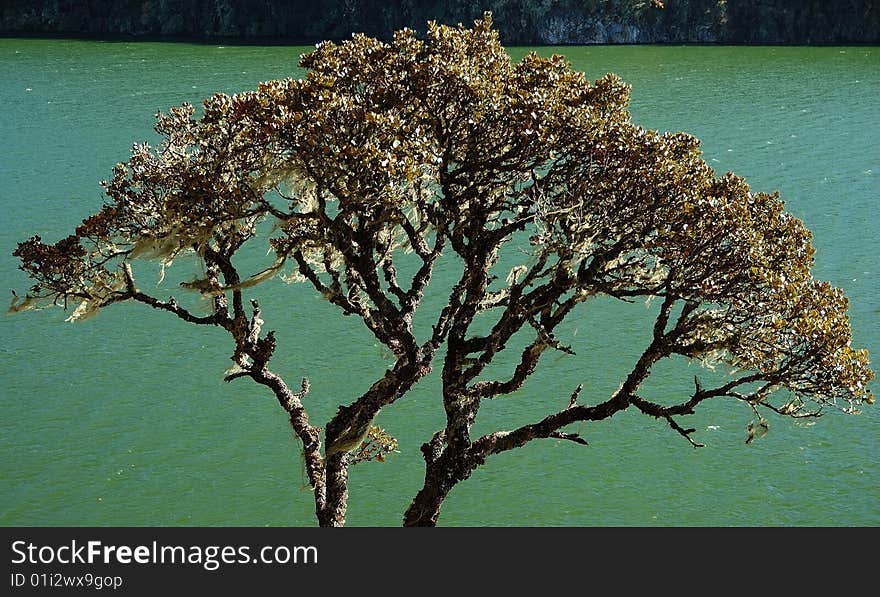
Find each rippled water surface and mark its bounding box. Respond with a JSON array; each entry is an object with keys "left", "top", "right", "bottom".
[{"left": 1, "top": 40, "right": 877, "bottom": 526}]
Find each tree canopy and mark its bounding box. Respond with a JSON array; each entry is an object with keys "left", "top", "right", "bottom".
[{"left": 12, "top": 14, "right": 874, "bottom": 526}]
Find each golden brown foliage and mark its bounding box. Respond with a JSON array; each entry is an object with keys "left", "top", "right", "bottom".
[{"left": 13, "top": 14, "right": 873, "bottom": 469}]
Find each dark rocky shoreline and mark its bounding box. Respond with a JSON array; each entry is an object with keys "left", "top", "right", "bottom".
[{"left": 2, "top": 1, "right": 878, "bottom": 46}]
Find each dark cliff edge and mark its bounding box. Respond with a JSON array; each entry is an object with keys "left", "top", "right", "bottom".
[{"left": 2, "top": 1, "right": 878, "bottom": 45}]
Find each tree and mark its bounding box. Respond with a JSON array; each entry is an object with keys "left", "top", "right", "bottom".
[{"left": 11, "top": 14, "right": 874, "bottom": 527}]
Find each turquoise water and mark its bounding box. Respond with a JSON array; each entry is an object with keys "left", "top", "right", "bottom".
[{"left": 1, "top": 40, "right": 877, "bottom": 526}]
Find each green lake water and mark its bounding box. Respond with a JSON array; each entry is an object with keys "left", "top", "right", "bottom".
[{"left": 0, "top": 39, "right": 877, "bottom": 526}]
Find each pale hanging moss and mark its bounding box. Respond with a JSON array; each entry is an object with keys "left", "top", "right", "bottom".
[
  {"left": 128, "top": 230, "right": 182, "bottom": 261},
  {"left": 203, "top": 256, "right": 288, "bottom": 295},
  {"left": 505, "top": 264, "right": 528, "bottom": 285},
  {"left": 65, "top": 275, "right": 127, "bottom": 322},
  {"left": 8, "top": 293, "right": 40, "bottom": 314}
]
